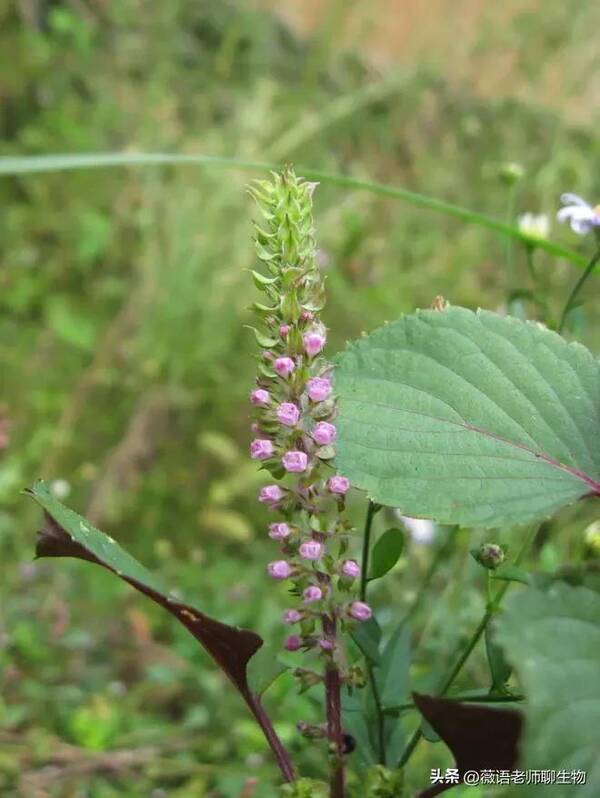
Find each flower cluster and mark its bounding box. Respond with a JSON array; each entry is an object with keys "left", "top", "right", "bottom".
[{"left": 247, "top": 169, "right": 371, "bottom": 662}]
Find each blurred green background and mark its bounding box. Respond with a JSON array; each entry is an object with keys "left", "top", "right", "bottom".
[{"left": 1, "top": 1, "right": 599, "bottom": 796}]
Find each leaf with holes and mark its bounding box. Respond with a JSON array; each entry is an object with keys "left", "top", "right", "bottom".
[
  {"left": 495, "top": 583, "right": 600, "bottom": 797},
  {"left": 335, "top": 307, "right": 600, "bottom": 527},
  {"left": 25, "top": 480, "right": 294, "bottom": 781}
]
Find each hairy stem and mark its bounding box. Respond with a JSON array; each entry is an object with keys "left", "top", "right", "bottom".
[
  {"left": 323, "top": 615, "right": 344, "bottom": 798},
  {"left": 557, "top": 245, "right": 600, "bottom": 334},
  {"left": 398, "top": 523, "right": 540, "bottom": 768}
]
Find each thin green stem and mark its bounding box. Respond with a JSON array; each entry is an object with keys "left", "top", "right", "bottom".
[
  {"left": 404, "top": 527, "right": 457, "bottom": 625},
  {"left": 360, "top": 501, "right": 378, "bottom": 601},
  {"left": 557, "top": 245, "right": 600, "bottom": 334},
  {"left": 0, "top": 152, "right": 589, "bottom": 270},
  {"left": 397, "top": 524, "right": 540, "bottom": 769},
  {"left": 385, "top": 692, "right": 524, "bottom": 714}
]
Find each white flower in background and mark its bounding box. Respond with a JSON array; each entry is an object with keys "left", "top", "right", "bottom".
[
  {"left": 518, "top": 212, "right": 550, "bottom": 241},
  {"left": 394, "top": 511, "right": 436, "bottom": 545},
  {"left": 50, "top": 478, "right": 71, "bottom": 499},
  {"left": 557, "top": 193, "right": 600, "bottom": 235}
]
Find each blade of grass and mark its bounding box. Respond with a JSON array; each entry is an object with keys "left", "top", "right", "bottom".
[{"left": 0, "top": 152, "right": 589, "bottom": 269}]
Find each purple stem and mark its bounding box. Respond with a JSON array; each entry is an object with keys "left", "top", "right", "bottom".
[
  {"left": 247, "top": 694, "right": 296, "bottom": 783},
  {"left": 323, "top": 615, "right": 345, "bottom": 798}
]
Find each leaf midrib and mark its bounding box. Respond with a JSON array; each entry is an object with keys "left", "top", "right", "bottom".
[{"left": 341, "top": 394, "right": 600, "bottom": 494}]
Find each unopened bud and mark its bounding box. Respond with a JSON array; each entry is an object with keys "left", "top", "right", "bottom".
[{"left": 472, "top": 542, "right": 505, "bottom": 570}]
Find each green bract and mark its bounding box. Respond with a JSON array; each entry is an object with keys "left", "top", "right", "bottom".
[{"left": 334, "top": 306, "right": 600, "bottom": 528}]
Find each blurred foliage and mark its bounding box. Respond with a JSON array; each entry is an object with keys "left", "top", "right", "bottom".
[{"left": 0, "top": 0, "right": 599, "bottom": 796}]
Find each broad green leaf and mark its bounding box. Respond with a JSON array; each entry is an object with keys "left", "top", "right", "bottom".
[
  {"left": 246, "top": 644, "right": 289, "bottom": 697},
  {"left": 495, "top": 584, "right": 600, "bottom": 797},
  {"left": 368, "top": 528, "right": 404, "bottom": 581},
  {"left": 378, "top": 624, "right": 410, "bottom": 709},
  {"left": 351, "top": 617, "right": 382, "bottom": 665},
  {"left": 335, "top": 307, "right": 600, "bottom": 528}
]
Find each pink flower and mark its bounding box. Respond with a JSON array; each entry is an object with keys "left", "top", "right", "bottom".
[
  {"left": 300, "top": 310, "right": 314, "bottom": 322},
  {"left": 328, "top": 475, "right": 350, "bottom": 495},
  {"left": 268, "top": 560, "right": 293, "bottom": 580},
  {"left": 307, "top": 377, "right": 332, "bottom": 402},
  {"left": 277, "top": 403, "right": 300, "bottom": 427},
  {"left": 283, "top": 609, "right": 302, "bottom": 624},
  {"left": 279, "top": 324, "right": 290, "bottom": 337},
  {"left": 318, "top": 638, "right": 333, "bottom": 651},
  {"left": 312, "top": 422, "right": 336, "bottom": 445},
  {"left": 250, "top": 389, "right": 270, "bottom": 406},
  {"left": 284, "top": 634, "right": 302, "bottom": 651},
  {"left": 348, "top": 601, "right": 372, "bottom": 622},
  {"left": 282, "top": 450, "right": 308, "bottom": 473},
  {"left": 269, "top": 522, "right": 291, "bottom": 540},
  {"left": 299, "top": 540, "right": 323, "bottom": 560},
  {"left": 303, "top": 332, "right": 326, "bottom": 357},
  {"left": 341, "top": 560, "right": 360, "bottom": 579},
  {"left": 274, "top": 357, "right": 295, "bottom": 377},
  {"left": 259, "top": 485, "right": 284, "bottom": 505},
  {"left": 250, "top": 438, "right": 274, "bottom": 460},
  {"left": 303, "top": 585, "right": 322, "bottom": 604}
]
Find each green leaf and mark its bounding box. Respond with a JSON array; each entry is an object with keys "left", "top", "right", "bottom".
[
  {"left": 378, "top": 624, "right": 410, "bottom": 709},
  {"left": 246, "top": 644, "right": 289, "bottom": 697},
  {"left": 485, "top": 623, "right": 512, "bottom": 693},
  {"left": 23, "top": 481, "right": 289, "bottom": 751},
  {"left": 491, "top": 564, "right": 531, "bottom": 585},
  {"left": 335, "top": 306, "right": 600, "bottom": 528},
  {"left": 368, "top": 528, "right": 404, "bottom": 581},
  {"left": 246, "top": 326, "right": 279, "bottom": 348},
  {"left": 350, "top": 617, "right": 382, "bottom": 665},
  {"left": 495, "top": 583, "right": 600, "bottom": 796}
]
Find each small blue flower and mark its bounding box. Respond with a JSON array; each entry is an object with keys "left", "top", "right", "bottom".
[{"left": 557, "top": 193, "right": 600, "bottom": 235}]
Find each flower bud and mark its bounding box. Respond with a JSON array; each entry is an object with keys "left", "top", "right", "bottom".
[
  {"left": 283, "top": 609, "right": 303, "bottom": 624},
  {"left": 279, "top": 324, "right": 290, "bottom": 337},
  {"left": 303, "top": 585, "right": 323, "bottom": 604},
  {"left": 312, "top": 422, "right": 336, "bottom": 445},
  {"left": 341, "top": 560, "right": 360, "bottom": 579},
  {"left": 306, "top": 377, "right": 332, "bottom": 402},
  {"left": 283, "top": 450, "right": 308, "bottom": 473},
  {"left": 250, "top": 388, "right": 270, "bottom": 406},
  {"left": 348, "top": 601, "right": 372, "bottom": 622},
  {"left": 269, "top": 522, "right": 291, "bottom": 540},
  {"left": 299, "top": 540, "right": 323, "bottom": 560},
  {"left": 284, "top": 634, "right": 302, "bottom": 651},
  {"left": 472, "top": 542, "right": 505, "bottom": 570},
  {"left": 318, "top": 638, "right": 333, "bottom": 651},
  {"left": 274, "top": 357, "right": 295, "bottom": 377},
  {"left": 250, "top": 438, "right": 274, "bottom": 460},
  {"left": 268, "top": 560, "right": 293, "bottom": 580},
  {"left": 328, "top": 475, "right": 350, "bottom": 495},
  {"left": 303, "top": 332, "right": 326, "bottom": 357},
  {"left": 300, "top": 310, "right": 314, "bottom": 322},
  {"left": 259, "top": 485, "right": 284, "bottom": 505},
  {"left": 277, "top": 402, "right": 300, "bottom": 427}
]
